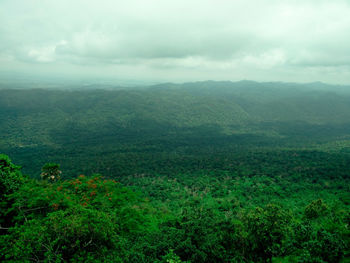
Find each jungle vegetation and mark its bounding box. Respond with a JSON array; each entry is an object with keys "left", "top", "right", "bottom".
[{"left": 0, "top": 81, "right": 349, "bottom": 262}]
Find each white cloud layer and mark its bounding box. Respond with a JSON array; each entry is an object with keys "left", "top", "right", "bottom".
[{"left": 0, "top": 0, "right": 349, "bottom": 84}]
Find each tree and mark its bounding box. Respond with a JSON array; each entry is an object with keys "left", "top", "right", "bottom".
[
  {"left": 0, "top": 154, "right": 24, "bottom": 194},
  {"left": 41, "top": 163, "right": 62, "bottom": 182},
  {"left": 304, "top": 199, "right": 328, "bottom": 219},
  {"left": 0, "top": 154, "right": 25, "bottom": 232},
  {"left": 243, "top": 204, "right": 291, "bottom": 262}
]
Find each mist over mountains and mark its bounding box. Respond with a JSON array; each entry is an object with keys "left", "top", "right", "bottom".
[
  {"left": 1, "top": 80, "right": 350, "bottom": 176},
  {"left": 1, "top": 0, "right": 349, "bottom": 261}
]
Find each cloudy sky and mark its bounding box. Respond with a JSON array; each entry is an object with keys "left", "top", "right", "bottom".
[{"left": 0, "top": 0, "right": 349, "bottom": 84}]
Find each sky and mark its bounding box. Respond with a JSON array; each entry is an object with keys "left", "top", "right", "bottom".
[{"left": 0, "top": 0, "right": 350, "bottom": 85}]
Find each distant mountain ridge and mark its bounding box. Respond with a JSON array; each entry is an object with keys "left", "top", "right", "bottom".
[
  {"left": 1, "top": 80, "right": 350, "bottom": 176},
  {"left": 1, "top": 81, "right": 350, "bottom": 147}
]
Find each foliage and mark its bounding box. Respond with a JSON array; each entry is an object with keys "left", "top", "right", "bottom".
[
  {"left": 242, "top": 204, "right": 292, "bottom": 262},
  {"left": 304, "top": 199, "right": 328, "bottom": 219},
  {"left": 1, "top": 152, "right": 348, "bottom": 262},
  {"left": 41, "top": 162, "right": 62, "bottom": 182},
  {"left": 0, "top": 154, "right": 25, "bottom": 194},
  {"left": 0, "top": 154, "right": 26, "bottom": 233},
  {"left": 162, "top": 249, "right": 188, "bottom": 263},
  {"left": 0, "top": 83, "right": 349, "bottom": 262},
  {"left": 0, "top": 166, "right": 156, "bottom": 262}
]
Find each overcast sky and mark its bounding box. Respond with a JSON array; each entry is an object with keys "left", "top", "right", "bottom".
[{"left": 0, "top": 0, "right": 349, "bottom": 84}]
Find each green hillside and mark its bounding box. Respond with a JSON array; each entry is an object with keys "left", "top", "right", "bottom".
[
  {"left": 1, "top": 81, "right": 350, "bottom": 176},
  {"left": 0, "top": 81, "right": 349, "bottom": 262}
]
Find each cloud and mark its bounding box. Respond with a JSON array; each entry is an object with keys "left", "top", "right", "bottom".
[{"left": 0, "top": 0, "right": 349, "bottom": 84}]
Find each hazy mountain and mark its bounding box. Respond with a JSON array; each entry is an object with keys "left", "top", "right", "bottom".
[{"left": 1, "top": 80, "right": 350, "bottom": 176}]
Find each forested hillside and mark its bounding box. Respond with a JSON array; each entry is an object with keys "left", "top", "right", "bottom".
[
  {"left": 0, "top": 81, "right": 349, "bottom": 262},
  {"left": 1, "top": 81, "right": 350, "bottom": 177}
]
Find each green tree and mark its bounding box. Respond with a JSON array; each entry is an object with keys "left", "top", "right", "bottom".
[
  {"left": 304, "top": 199, "right": 328, "bottom": 219},
  {"left": 0, "top": 154, "right": 26, "bottom": 232},
  {"left": 0, "top": 154, "right": 24, "bottom": 194},
  {"left": 0, "top": 174, "right": 154, "bottom": 262},
  {"left": 41, "top": 163, "right": 62, "bottom": 182},
  {"left": 243, "top": 204, "right": 291, "bottom": 262}
]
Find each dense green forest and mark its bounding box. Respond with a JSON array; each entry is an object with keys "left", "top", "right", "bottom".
[{"left": 0, "top": 81, "right": 349, "bottom": 262}]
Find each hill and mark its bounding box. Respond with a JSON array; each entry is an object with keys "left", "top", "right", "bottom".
[
  {"left": 1, "top": 81, "right": 350, "bottom": 176},
  {"left": 0, "top": 81, "right": 349, "bottom": 262}
]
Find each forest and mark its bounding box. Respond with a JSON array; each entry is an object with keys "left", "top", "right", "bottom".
[{"left": 0, "top": 81, "right": 349, "bottom": 262}]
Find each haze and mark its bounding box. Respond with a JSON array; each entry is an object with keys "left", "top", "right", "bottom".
[{"left": 0, "top": 0, "right": 349, "bottom": 84}]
